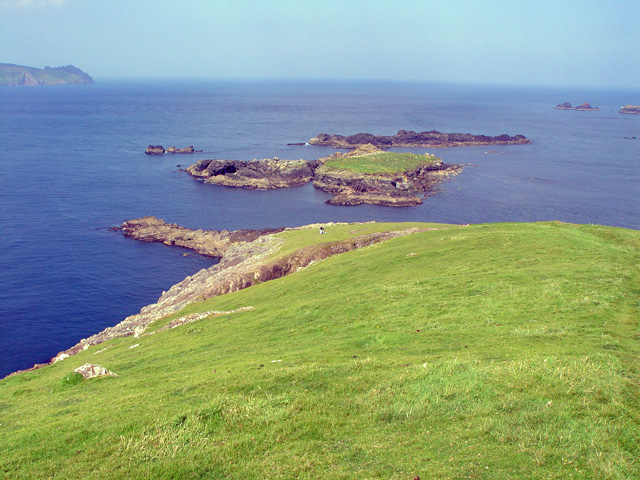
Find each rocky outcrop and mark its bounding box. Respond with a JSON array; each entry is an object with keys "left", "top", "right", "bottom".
[
  {"left": 574, "top": 102, "right": 600, "bottom": 111},
  {"left": 38, "top": 223, "right": 432, "bottom": 368},
  {"left": 555, "top": 102, "right": 600, "bottom": 111},
  {"left": 116, "top": 216, "right": 284, "bottom": 257},
  {"left": 313, "top": 160, "right": 461, "bottom": 206},
  {"left": 145, "top": 145, "right": 200, "bottom": 154},
  {"left": 166, "top": 146, "right": 196, "bottom": 154},
  {"left": 619, "top": 105, "right": 640, "bottom": 115},
  {"left": 145, "top": 145, "right": 165, "bottom": 154},
  {"left": 186, "top": 157, "right": 317, "bottom": 189},
  {"left": 74, "top": 364, "right": 117, "bottom": 379},
  {"left": 306, "top": 130, "right": 531, "bottom": 149}
]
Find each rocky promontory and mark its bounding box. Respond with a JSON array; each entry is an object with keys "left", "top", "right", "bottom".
[
  {"left": 619, "top": 105, "right": 640, "bottom": 115},
  {"left": 30, "top": 222, "right": 431, "bottom": 371},
  {"left": 186, "top": 157, "right": 317, "bottom": 189},
  {"left": 116, "top": 216, "right": 284, "bottom": 257},
  {"left": 306, "top": 129, "right": 530, "bottom": 149}
]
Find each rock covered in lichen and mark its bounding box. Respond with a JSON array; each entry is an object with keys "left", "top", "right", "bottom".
[{"left": 74, "top": 364, "right": 117, "bottom": 379}]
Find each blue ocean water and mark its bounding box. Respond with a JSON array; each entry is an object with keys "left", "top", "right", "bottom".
[{"left": 1, "top": 80, "right": 638, "bottom": 378}]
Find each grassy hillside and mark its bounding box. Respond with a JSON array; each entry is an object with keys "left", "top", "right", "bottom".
[
  {"left": 318, "top": 151, "right": 440, "bottom": 174},
  {"left": 1, "top": 222, "right": 639, "bottom": 479}
]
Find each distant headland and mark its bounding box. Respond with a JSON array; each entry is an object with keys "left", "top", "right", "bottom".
[
  {"left": 554, "top": 102, "right": 600, "bottom": 111},
  {"left": 0, "top": 63, "right": 94, "bottom": 86}
]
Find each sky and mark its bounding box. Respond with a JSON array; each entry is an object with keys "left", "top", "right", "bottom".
[{"left": 0, "top": 0, "right": 638, "bottom": 88}]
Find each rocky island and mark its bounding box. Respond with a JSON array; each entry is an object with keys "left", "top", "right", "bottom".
[
  {"left": 305, "top": 129, "right": 531, "bottom": 149},
  {"left": 0, "top": 63, "right": 94, "bottom": 86},
  {"left": 619, "top": 105, "right": 640, "bottom": 115},
  {"left": 186, "top": 145, "right": 461, "bottom": 206},
  {"left": 554, "top": 102, "right": 600, "bottom": 111}
]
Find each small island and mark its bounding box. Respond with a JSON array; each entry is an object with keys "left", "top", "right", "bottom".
[
  {"left": 186, "top": 145, "right": 461, "bottom": 207},
  {"left": 0, "top": 63, "right": 94, "bottom": 86},
  {"left": 619, "top": 105, "right": 640, "bottom": 115},
  {"left": 554, "top": 102, "right": 600, "bottom": 111},
  {"left": 305, "top": 129, "right": 530, "bottom": 149}
]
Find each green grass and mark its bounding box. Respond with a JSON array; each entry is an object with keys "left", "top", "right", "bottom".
[
  {"left": 318, "top": 152, "right": 440, "bottom": 174},
  {"left": 1, "top": 222, "right": 639, "bottom": 479}
]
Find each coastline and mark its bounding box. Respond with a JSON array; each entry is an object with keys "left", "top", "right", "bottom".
[{"left": 4, "top": 221, "right": 435, "bottom": 379}]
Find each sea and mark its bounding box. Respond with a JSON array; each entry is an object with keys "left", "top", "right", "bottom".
[{"left": 1, "top": 80, "right": 638, "bottom": 378}]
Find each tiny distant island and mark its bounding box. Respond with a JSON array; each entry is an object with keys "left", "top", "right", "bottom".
[
  {"left": 554, "top": 102, "right": 600, "bottom": 111},
  {"left": 619, "top": 105, "right": 640, "bottom": 115},
  {"left": 186, "top": 145, "right": 462, "bottom": 207},
  {"left": 0, "top": 63, "right": 94, "bottom": 86},
  {"left": 298, "top": 129, "right": 530, "bottom": 149}
]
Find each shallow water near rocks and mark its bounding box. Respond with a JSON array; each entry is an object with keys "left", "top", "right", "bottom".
[{"left": 1, "top": 80, "right": 638, "bottom": 377}]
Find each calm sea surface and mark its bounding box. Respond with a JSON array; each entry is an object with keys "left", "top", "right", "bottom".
[{"left": 1, "top": 80, "right": 638, "bottom": 377}]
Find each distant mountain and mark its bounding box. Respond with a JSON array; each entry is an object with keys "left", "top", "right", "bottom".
[{"left": 0, "top": 63, "right": 94, "bottom": 86}]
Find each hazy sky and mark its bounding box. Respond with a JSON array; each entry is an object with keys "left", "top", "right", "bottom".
[{"left": 1, "top": 0, "right": 638, "bottom": 87}]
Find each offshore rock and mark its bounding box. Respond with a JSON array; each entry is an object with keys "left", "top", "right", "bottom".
[
  {"left": 146, "top": 145, "right": 200, "bottom": 154},
  {"left": 186, "top": 157, "right": 316, "bottom": 189},
  {"left": 166, "top": 146, "right": 196, "bottom": 153},
  {"left": 574, "top": 102, "right": 600, "bottom": 111},
  {"left": 145, "top": 145, "right": 165, "bottom": 154},
  {"left": 117, "top": 216, "right": 284, "bottom": 257},
  {"left": 619, "top": 105, "right": 640, "bottom": 115},
  {"left": 555, "top": 102, "right": 600, "bottom": 111},
  {"left": 306, "top": 130, "right": 531, "bottom": 149}
]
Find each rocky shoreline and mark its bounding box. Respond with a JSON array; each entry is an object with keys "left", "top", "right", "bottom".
[
  {"left": 185, "top": 145, "right": 461, "bottom": 206},
  {"left": 5, "top": 221, "right": 431, "bottom": 378},
  {"left": 305, "top": 129, "right": 531, "bottom": 149}
]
